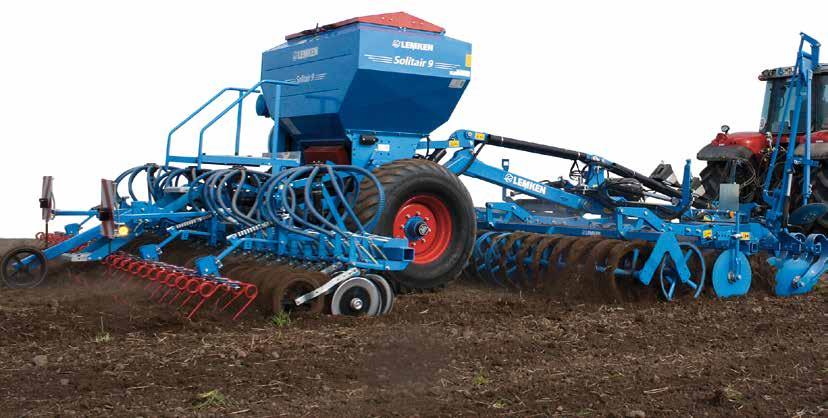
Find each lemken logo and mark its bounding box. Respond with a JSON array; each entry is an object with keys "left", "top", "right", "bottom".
[
  {"left": 392, "top": 39, "right": 434, "bottom": 51},
  {"left": 504, "top": 173, "right": 547, "bottom": 194},
  {"left": 292, "top": 47, "right": 319, "bottom": 61}
]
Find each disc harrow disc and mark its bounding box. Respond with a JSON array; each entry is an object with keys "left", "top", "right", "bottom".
[
  {"left": 771, "top": 257, "right": 811, "bottom": 297},
  {"left": 560, "top": 236, "right": 605, "bottom": 300},
  {"left": 513, "top": 233, "right": 546, "bottom": 288},
  {"left": 537, "top": 236, "right": 580, "bottom": 295},
  {"left": 712, "top": 249, "right": 752, "bottom": 298},
  {"left": 482, "top": 233, "right": 513, "bottom": 288},
  {"left": 583, "top": 239, "right": 621, "bottom": 302},
  {"left": 529, "top": 235, "right": 564, "bottom": 288},
  {"left": 468, "top": 231, "right": 499, "bottom": 284},
  {"left": 496, "top": 232, "right": 533, "bottom": 289},
  {"left": 605, "top": 240, "right": 654, "bottom": 303},
  {"left": 273, "top": 272, "right": 326, "bottom": 314},
  {"left": 658, "top": 242, "right": 706, "bottom": 301}
]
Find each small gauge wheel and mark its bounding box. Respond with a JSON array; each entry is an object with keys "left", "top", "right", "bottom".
[
  {"left": 330, "top": 277, "right": 381, "bottom": 316},
  {"left": 1, "top": 247, "right": 48, "bottom": 288},
  {"left": 365, "top": 273, "right": 395, "bottom": 315}
]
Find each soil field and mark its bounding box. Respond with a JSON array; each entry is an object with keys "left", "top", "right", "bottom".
[{"left": 0, "top": 240, "right": 825, "bottom": 417}]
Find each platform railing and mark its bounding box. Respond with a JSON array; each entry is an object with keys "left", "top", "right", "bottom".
[{"left": 164, "top": 79, "right": 297, "bottom": 168}]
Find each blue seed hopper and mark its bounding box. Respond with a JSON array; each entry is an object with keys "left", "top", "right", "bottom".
[{"left": 257, "top": 12, "right": 472, "bottom": 166}]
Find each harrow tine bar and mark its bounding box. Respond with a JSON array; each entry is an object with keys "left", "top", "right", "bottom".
[{"left": 95, "top": 252, "right": 258, "bottom": 320}]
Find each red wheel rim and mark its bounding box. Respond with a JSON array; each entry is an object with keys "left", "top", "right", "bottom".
[{"left": 393, "top": 194, "right": 452, "bottom": 265}]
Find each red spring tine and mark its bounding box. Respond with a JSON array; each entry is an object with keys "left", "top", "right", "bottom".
[
  {"left": 179, "top": 277, "right": 203, "bottom": 308},
  {"left": 231, "top": 283, "right": 259, "bottom": 320},
  {"left": 125, "top": 259, "right": 138, "bottom": 271},
  {"left": 167, "top": 275, "right": 190, "bottom": 305},
  {"left": 219, "top": 284, "right": 244, "bottom": 312},
  {"left": 116, "top": 258, "right": 128, "bottom": 270},
  {"left": 135, "top": 263, "right": 150, "bottom": 277},
  {"left": 114, "top": 257, "right": 131, "bottom": 276},
  {"left": 151, "top": 265, "right": 165, "bottom": 279},
  {"left": 103, "top": 254, "right": 118, "bottom": 275},
  {"left": 157, "top": 273, "right": 182, "bottom": 303},
  {"left": 153, "top": 267, "right": 167, "bottom": 280},
  {"left": 141, "top": 265, "right": 156, "bottom": 280},
  {"left": 210, "top": 285, "right": 227, "bottom": 311},
  {"left": 198, "top": 280, "right": 219, "bottom": 297},
  {"left": 119, "top": 261, "right": 140, "bottom": 288},
  {"left": 157, "top": 287, "right": 174, "bottom": 303},
  {"left": 134, "top": 263, "right": 152, "bottom": 284},
  {"left": 143, "top": 266, "right": 163, "bottom": 290},
  {"left": 141, "top": 264, "right": 161, "bottom": 280},
  {"left": 186, "top": 281, "right": 218, "bottom": 320},
  {"left": 128, "top": 261, "right": 141, "bottom": 277},
  {"left": 150, "top": 269, "right": 175, "bottom": 298},
  {"left": 102, "top": 254, "right": 115, "bottom": 266}
]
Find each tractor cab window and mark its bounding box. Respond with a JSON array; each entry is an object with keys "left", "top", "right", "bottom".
[
  {"left": 761, "top": 74, "right": 828, "bottom": 134},
  {"left": 821, "top": 74, "right": 828, "bottom": 129}
]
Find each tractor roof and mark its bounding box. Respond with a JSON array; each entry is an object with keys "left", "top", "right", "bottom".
[
  {"left": 759, "top": 64, "right": 828, "bottom": 80},
  {"left": 285, "top": 12, "right": 445, "bottom": 40}
]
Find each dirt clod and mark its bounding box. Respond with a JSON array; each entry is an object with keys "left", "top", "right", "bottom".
[
  {"left": 31, "top": 355, "right": 48, "bottom": 368},
  {"left": 626, "top": 410, "right": 646, "bottom": 418}
]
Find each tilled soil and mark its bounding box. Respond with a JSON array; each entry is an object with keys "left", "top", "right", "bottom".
[{"left": 0, "top": 241, "right": 825, "bottom": 417}]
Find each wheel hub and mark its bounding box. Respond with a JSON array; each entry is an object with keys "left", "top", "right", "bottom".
[
  {"left": 404, "top": 217, "right": 431, "bottom": 239},
  {"left": 393, "top": 194, "right": 453, "bottom": 265}
]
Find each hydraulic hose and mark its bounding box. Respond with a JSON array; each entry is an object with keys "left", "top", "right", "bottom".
[{"left": 485, "top": 134, "right": 707, "bottom": 209}]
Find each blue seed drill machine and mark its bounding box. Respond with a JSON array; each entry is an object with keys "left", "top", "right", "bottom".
[{"left": 2, "top": 13, "right": 825, "bottom": 318}]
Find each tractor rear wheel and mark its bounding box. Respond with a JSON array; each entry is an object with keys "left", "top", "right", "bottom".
[
  {"left": 807, "top": 163, "right": 828, "bottom": 233},
  {"left": 698, "top": 160, "right": 760, "bottom": 203},
  {"left": 355, "top": 159, "right": 476, "bottom": 291}
]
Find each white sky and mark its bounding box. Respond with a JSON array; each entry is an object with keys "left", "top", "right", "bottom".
[{"left": 0, "top": 0, "right": 826, "bottom": 237}]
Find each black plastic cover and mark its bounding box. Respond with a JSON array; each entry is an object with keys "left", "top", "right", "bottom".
[{"left": 696, "top": 144, "right": 753, "bottom": 162}]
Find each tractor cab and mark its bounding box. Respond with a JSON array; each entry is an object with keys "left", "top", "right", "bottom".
[{"left": 759, "top": 64, "right": 828, "bottom": 136}]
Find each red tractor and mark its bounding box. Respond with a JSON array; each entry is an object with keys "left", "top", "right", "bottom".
[{"left": 696, "top": 63, "right": 828, "bottom": 230}]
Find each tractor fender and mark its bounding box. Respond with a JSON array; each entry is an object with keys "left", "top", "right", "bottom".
[
  {"left": 793, "top": 142, "right": 828, "bottom": 160},
  {"left": 696, "top": 143, "right": 754, "bottom": 162}
]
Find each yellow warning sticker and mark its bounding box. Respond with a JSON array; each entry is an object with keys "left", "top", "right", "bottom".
[
  {"left": 703, "top": 230, "right": 712, "bottom": 239},
  {"left": 465, "top": 54, "right": 472, "bottom": 68},
  {"left": 741, "top": 232, "right": 750, "bottom": 240},
  {"left": 448, "top": 139, "right": 460, "bottom": 147},
  {"left": 474, "top": 132, "right": 485, "bottom": 140}
]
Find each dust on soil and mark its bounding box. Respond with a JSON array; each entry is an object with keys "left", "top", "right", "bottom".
[{"left": 0, "top": 241, "right": 825, "bottom": 417}]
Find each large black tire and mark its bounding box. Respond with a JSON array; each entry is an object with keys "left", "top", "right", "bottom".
[
  {"left": 355, "top": 159, "right": 476, "bottom": 291},
  {"left": 808, "top": 163, "right": 828, "bottom": 234},
  {"left": 698, "top": 160, "right": 759, "bottom": 203}
]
